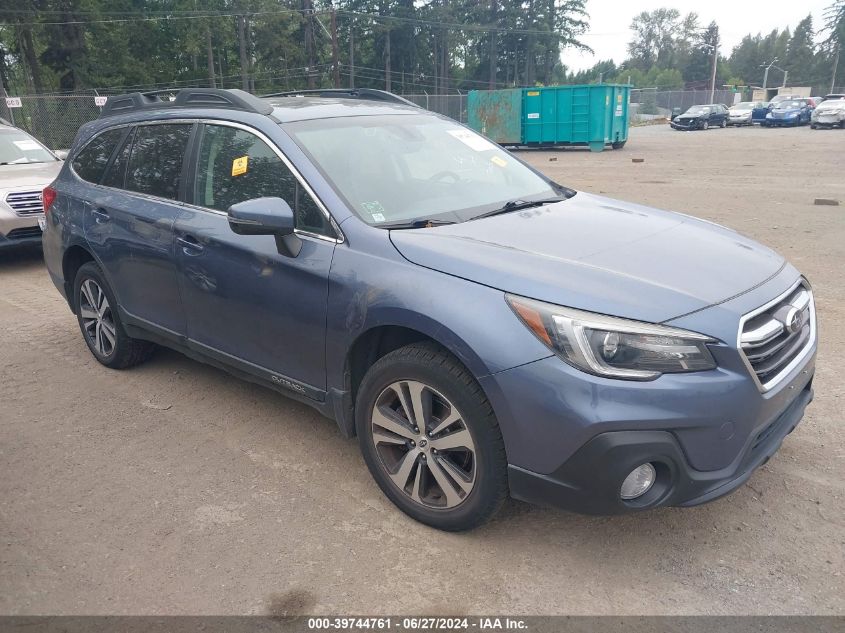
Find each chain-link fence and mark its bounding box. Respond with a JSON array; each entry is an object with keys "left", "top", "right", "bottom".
[
  {"left": 629, "top": 89, "right": 739, "bottom": 119},
  {"left": 1, "top": 94, "right": 103, "bottom": 150},
  {"left": 6, "top": 87, "right": 840, "bottom": 150},
  {"left": 402, "top": 93, "right": 468, "bottom": 123}
]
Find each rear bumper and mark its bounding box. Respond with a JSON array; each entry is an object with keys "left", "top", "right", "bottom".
[{"left": 508, "top": 381, "right": 813, "bottom": 514}]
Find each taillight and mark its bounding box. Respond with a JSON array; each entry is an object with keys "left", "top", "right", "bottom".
[{"left": 42, "top": 185, "right": 57, "bottom": 215}]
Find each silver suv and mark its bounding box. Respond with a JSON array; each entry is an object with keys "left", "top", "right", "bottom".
[{"left": 0, "top": 124, "right": 63, "bottom": 250}]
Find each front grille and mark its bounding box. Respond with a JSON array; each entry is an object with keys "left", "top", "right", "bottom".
[
  {"left": 4, "top": 190, "right": 44, "bottom": 216},
  {"left": 5, "top": 226, "right": 43, "bottom": 240},
  {"left": 739, "top": 281, "right": 815, "bottom": 391}
]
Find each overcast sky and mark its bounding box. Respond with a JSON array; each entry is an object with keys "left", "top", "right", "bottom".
[{"left": 562, "top": 0, "right": 831, "bottom": 73}]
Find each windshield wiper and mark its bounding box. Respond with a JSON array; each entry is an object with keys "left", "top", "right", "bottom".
[
  {"left": 471, "top": 196, "right": 567, "bottom": 221},
  {"left": 379, "top": 218, "right": 457, "bottom": 230}
]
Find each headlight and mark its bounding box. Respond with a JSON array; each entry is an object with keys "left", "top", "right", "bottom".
[{"left": 507, "top": 295, "right": 717, "bottom": 380}]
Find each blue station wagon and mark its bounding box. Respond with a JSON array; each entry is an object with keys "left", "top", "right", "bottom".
[{"left": 42, "top": 89, "right": 817, "bottom": 530}]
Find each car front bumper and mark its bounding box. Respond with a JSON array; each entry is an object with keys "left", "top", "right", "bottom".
[
  {"left": 480, "top": 288, "right": 817, "bottom": 514},
  {"left": 0, "top": 209, "right": 43, "bottom": 250},
  {"left": 670, "top": 119, "right": 703, "bottom": 130},
  {"left": 727, "top": 115, "right": 752, "bottom": 125},
  {"left": 506, "top": 378, "right": 813, "bottom": 514},
  {"left": 764, "top": 116, "right": 801, "bottom": 126},
  {"left": 813, "top": 114, "right": 845, "bottom": 127}
]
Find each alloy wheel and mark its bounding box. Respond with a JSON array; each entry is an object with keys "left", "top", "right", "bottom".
[
  {"left": 79, "top": 279, "right": 117, "bottom": 357},
  {"left": 370, "top": 380, "right": 477, "bottom": 509}
]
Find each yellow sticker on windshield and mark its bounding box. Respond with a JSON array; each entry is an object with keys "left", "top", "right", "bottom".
[
  {"left": 232, "top": 156, "right": 248, "bottom": 177},
  {"left": 490, "top": 156, "right": 508, "bottom": 168}
]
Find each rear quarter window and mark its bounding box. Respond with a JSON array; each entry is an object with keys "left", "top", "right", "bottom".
[{"left": 72, "top": 128, "right": 125, "bottom": 183}]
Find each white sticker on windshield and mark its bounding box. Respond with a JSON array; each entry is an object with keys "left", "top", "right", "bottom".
[
  {"left": 13, "top": 140, "right": 41, "bottom": 151},
  {"left": 446, "top": 129, "right": 497, "bottom": 152},
  {"left": 361, "top": 201, "right": 387, "bottom": 222}
]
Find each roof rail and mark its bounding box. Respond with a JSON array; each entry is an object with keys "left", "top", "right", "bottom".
[
  {"left": 99, "top": 88, "right": 274, "bottom": 118},
  {"left": 259, "top": 88, "right": 418, "bottom": 107}
]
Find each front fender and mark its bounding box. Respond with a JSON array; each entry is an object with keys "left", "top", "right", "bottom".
[{"left": 324, "top": 237, "right": 553, "bottom": 393}]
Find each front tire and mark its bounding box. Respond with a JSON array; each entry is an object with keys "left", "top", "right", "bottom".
[
  {"left": 355, "top": 343, "right": 508, "bottom": 531},
  {"left": 73, "top": 262, "right": 155, "bottom": 369},
  {"left": 701, "top": 120, "right": 709, "bottom": 130}
]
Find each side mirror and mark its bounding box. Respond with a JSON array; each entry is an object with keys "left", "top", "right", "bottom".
[
  {"left": 54, "top": 149, "right": 69, "bottom": 160},
  {"left": 227, "top": 196, "right": 301, "bottom": 257}
]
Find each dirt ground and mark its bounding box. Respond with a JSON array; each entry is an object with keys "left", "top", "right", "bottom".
[{"left": 0, "top": 124, "right": 843, "bottom": 616}]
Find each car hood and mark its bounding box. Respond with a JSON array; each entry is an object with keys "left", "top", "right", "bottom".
[
  {"left": 771, "top": 107, "right": 801, "bottom": 114},
  {"left": 0, "top": 161, "right": 62, "bottom": 192},
  {"left": 816, "top": 101, "right": 844, "bottom": 111},
  {"left": 729, "top": 109, "right": 751, "bottom": 115},
  {"left": 389, "top": 193, "right": 786, "bottom": 324}
]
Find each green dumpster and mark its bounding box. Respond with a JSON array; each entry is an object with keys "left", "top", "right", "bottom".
[{"left": 467, "top": 84, "right": 630, "bottom": 152}]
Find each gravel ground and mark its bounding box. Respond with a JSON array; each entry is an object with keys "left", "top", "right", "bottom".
[{"left": 0, "top": 124, "right": 843, "bottom": 616}]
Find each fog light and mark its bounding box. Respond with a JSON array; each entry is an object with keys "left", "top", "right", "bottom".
[{"left": 620, "top": 463, "right": 656, "bottom": 500}]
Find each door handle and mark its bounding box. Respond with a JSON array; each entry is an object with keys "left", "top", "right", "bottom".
[
  {"left": 91, "top": 208, "right": 110, "bottom": 223},
  {"left": 177, "top": 235, "right": 204, "bottom": 254}
]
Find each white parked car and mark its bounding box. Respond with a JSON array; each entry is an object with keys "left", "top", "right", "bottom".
[
  {"left": 811, "top": 95, "right": 845, "bottom": 129},
  {"left": 0, "top": 124, "right": 63, "bottom": 250}
]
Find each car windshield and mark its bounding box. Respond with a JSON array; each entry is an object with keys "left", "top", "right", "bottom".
[
  {"left": 732, "top": 103, "right": 754, "bottom": 110},
  {"left": 286, "top": 114, "right": 559, "bottom": 226},
  {"left": 777, "top": 100, "right": 804, "bottom": 109},
  {"left": 0, "top": 128, "right": 55, "bottom": 165},
  {"left": 683, "top": 106, "right": 709, "bottom": 115}
]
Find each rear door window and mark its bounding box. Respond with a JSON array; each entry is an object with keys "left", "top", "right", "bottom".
[
  {"left": 192, "top": 123, "right": 333, "bottom": 237},
  {"left": 72, "top": 128, "right": 125, "bottom": 184},
  {"left": 125, "top": 124, "right": 193, "bottom": 200}
]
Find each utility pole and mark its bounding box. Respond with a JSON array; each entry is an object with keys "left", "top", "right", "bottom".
[
  {"left": 302, "top": 0, "right": 316, "bottom": 89},
  {"left": 762, "top": 58, "right": 778, "bottom": 90},
  {"left": 331, "top": 9, "right": 340, "bottom": 88},
  {"left": 237, "top": 14, "right": 249, "bottom": 91},
  {"left": 384, "top": 21, "right": 391, "bottom": 91},
  {"left": 831, "top": 44, "right": 840, "bottom": 93},
  {"left": 488, "top": 0, "right": 497, "bottom": 89},
  {"left": 349, "top": 21, "right": 355, "bottom": 89},
  {"left": 708, "top": 36, "right": 719, "bottom": 103}
]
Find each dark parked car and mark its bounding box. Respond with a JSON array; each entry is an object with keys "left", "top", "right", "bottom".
[
  {"left": 763, "top": 98, "right": 814, "bottom": 127},
  {"left": 42, "top": 89, "right": 816, "bottom": 531},
  {"left": 670, "top": 104, "right": 729, "bottom": 130}
]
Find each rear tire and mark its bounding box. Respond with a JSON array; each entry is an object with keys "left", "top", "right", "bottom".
[
  {"left": 720, "top": 119, "right": 727, "bottom": 128},
  {"left": 355, "top": 342, "right": 508, "bottom": 531},
  {"left": 73, "top": 262, "right": 155, "bottom": 369}
]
